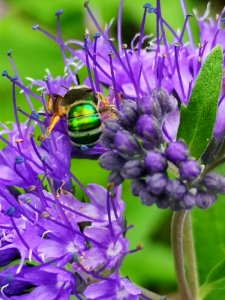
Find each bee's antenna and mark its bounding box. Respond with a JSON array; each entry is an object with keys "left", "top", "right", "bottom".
[
  {"left": 76, "top": 74, "right": 81, "bottom": 85},
  {"left": 61, "top": 84, "right": 69, "bottom": 90}
]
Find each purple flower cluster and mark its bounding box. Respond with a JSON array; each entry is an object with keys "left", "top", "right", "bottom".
[
  {"left": 99, "top": 89, "right": 225, "bottom": 210},
  {"left": 0, "top": 0, "right": 225, "bottom": 298},
  {"left": 0, "top": 119, "right": 141, "bottom": 299}
]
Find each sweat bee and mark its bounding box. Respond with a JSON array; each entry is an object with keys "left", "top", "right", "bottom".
[{"left": 39, "top": 85, "right": 117, "bottom": 149}]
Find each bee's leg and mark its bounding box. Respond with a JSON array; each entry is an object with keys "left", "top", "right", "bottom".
[
  {"left": 38, "top": 95, "right": 66, "bottom": 141},
  {"left": 47, "top": 95, "right": 53, "bottom": 113},
  {"left": 38, "top": 114, "right": 61, "bottom": 141},
  {"left": 95, "top": 92, "right": 108, "bottom": 109}
]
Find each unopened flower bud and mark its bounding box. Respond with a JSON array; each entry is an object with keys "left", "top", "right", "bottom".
[
  {"left": 136, "top": 115, "right": 163, "bottom": 146},
  {"left": 201, "top": 172, "right": 225, "bottom": 194},
  {"left": 179, "top": 160, "right": 201, "bottom": 181},
  {"left": 120, "top": 160, "right": 145, "bottom": 179},
  {"left": 139, "top": 189, "right": 157, "bottom": 206},
  {"left": 146, "top": 173, "right": 167, "bottom": 195},
  {"left": 165, "top": 141, "right": 188, "bottom": 165},
  {"left": 114, "top": 130, "right": 141, "bottom": 156},
  {"left": 108, "top": 171, "right": 124, "bottom": 186},
  {"left": 138, "top": 96, "right": 162, "bottom": 118},
  {"left": 165, "top": 179, "right": 186, "bottom": 200},
  {"left": 99, "top": 151, "right": 125, "bottom": 171},
  {"left": 145, "top": 151, "right": 167, "bottom": 173},
  {"left": 182, "top": 193, "right": 196, "bottom": 209},
  {"left": 131, "top": 179, "right": 146, "bottom": 196},
  {"left": 196, "top": 192, "right": 216, "bottom": 209},
  {"left": 118, "top": 100, "right": 138, "bottom": 128}
]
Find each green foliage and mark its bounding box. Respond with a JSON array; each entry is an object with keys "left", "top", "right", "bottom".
[
  {"left": 192, "top": 195, "right": 225, "bottom": 299},
  {"left": 177, "top": 46, "right": 223, "bottom": 159}
]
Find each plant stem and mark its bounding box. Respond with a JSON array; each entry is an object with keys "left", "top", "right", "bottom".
[
  {"left": 171, "top": 210, "right": 192, "bottom": 300},
  {"left": 136, "top": 284, "right": 166, "bottom": 300},
  {"left": 183, "top": 212, "right": 199, "bottom": 299}
]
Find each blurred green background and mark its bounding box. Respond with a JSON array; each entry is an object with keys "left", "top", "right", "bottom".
[{"left": 0, "top": 0, "right": 224, "bottom": 297}]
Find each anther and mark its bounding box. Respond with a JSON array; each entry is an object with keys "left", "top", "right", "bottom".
[
  {"left": 41, "top": 211, "right": 50, "bottom": 218},
  {"left": 108, "top": 37, "right": 115, "bottom": 42},
  {"left": 93, "top": 32, "right": 101, "bottom": 38},
  {"left": 6, "top": 206, "right": 16, "bottom": 217},
  {"left": 147, "top": 6, "right": 156, "bottom": 13},
  {"left": 143, "top": 3, "right": 151, "bottom": 9},
  {"left": 174, "top": 42, "right": 181, "bottom": 47},
  {"left": 15, "top": 138, "right": 23, "bottom": 143},
  {"left": 84, "top": 1, "right": 90, "bottom": 8},
  {"left": 31, "top": 111, "right": 40, "bottom": 119},
  {"left": 2, "top": 70, "right": 8, "bottom": 77},
  {"left": 80, "top": 145, "right": 89, "bottom": 151},
  {"left": 28, "top": 185, "right": 36, "bottom": 191},
  {"left": 32, "top": 24, "right": 40, "bottom": 30},
  {"left": 7, "top": 50, "right": 12, "bottom": 56},
  {"left": 15, "top": 156, "right": 24, "bottom": 164},
  {"left": 55, "top": 8, "right": 64, "bottom": 16}
]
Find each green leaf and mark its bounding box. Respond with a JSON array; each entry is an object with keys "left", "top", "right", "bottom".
[
  {"left": 192, "top": 195, "right": 225, "bottom": 288},
  {"left": 199, "top": 259, "right": 225, "bottom": 299},
  {"left": 177, "top": 45, "right": 223, "bottom": 159}
]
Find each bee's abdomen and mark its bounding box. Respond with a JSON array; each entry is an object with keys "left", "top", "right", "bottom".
[{"left": 67, "top": 103, "right": 101, "bottom": 146}]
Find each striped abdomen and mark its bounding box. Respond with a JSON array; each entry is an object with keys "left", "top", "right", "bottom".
[{"left": 67, "top": 102, "right": 101, "bottom": 147}]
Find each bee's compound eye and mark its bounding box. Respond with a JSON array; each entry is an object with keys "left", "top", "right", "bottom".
[{"left": 80, "top": 145, "right": 89, "bottom": 151}]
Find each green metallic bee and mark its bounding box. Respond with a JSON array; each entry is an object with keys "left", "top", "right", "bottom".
[{"left": 40, "top": 85, "right": 117, "bottom": 149}]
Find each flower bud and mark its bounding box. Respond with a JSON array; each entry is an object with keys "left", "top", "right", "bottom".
[
  {"left": 136, "top": 115, "right": 163, "bottom": 146},
  {"left": 131, "top": 179, "right": 146, "bottom": 196},
  {"left": 99, "top": 151, "right": 125, "bottom": 171},
  {"left": 146, "top": 173, "right": 167, "bottom": 195},
  {"left": 179, "top": 160, "right": 201, "bottom": 181},
  {"left": 114, "top": 130, "right": 141, "bottom": 156},
  {"left": 165, "top": 141, "right": 188, "bottom": 165},
  {"left": 152, "top": 88, "right": 176, "bottom": 115},
  {"left": 165, "top": 179, "right": 186, "bottom": 200},
  {"left": 139, "top": 189, "right": 157, "bottom": 206},
  {"left": 120, "top": 160, "right": 145, "bottom": 179},
  {"left": 156, "top": 194, "right": 170, "bottom": 209},
  {"left": 182, "top": 193, "right": 196, "bottom": 209},
  {"left": 201, "top": 172, "right": 225, "bottom": 194},
  {"left": 118, "top": 100, "right": 138, "bottom": 128},
  {"left": 196, "top": 192, "right": 216, "bottom": 209},
  {"left": 138, "top": 96, "right": 162, "bottom": 118},
  {"left": 108, "top": 171, "right": 124, "bottom": 186},
  {"left": 145, "top": 151, "right": 167, "bottom": 173}
]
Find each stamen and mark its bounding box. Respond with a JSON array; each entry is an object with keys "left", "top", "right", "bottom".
[
  {"left": 122, "top": 45, "right": 140, "bottom": 98},
  {"left": 12, "top": 81, "right": 23, "bottom": 139},
  {"left": 84, "top": 35, "right": 96, "bottom": 93},
  {"left": 156, "top": 0, "right": 173, "bottom": 72},
  {"left": 211, "top": 29, "right": 220, "bottom": 49},
  {"left": 92, "top": 33, "right": 101, "bottom": 92},
  {"left": 117, "top": 0, "right": 124, "bottom": 54},
  {"left": 7, "top": 50, "right": 34, "bottom": 110},
  {"left": 108, "top": 53, "right": 120, "bottom": 110},
  {"left": 84, "top": 1, "right": 130, "bottom": 77},
  {"left": 2, "top": 71, "right": 42, "bottom": 102},
  {"left": 32, "top": 24, "right": 74, "bottom": 55},
  {"left": 219, "top": 91, "right": 225, "bottom": 106},
  {"left": 179, "top": 0, "right": 194, "bottom": 48},
  {"left": 179, "top": 14, "right": 192, "bottom": 43},
  {"left": 45, "top": 195, "right": 103, "bottom": 223},
  {"left": 55, "top": 9, "right": 78, "bottom": 85},
  {"left": 174, "top": 44, "right": 185, "bottom": 100},
  {"left": 10, "top": 217, "right": 42, "bottom": 262},
  {"left": 106, "top": 187, "right": 115, "bottom": 238},
  {"left": 138, "top": 3, "right": 151, "bottom": 55}
]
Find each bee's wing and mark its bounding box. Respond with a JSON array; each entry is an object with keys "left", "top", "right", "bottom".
[{"left": 61, "top": 87, "right": 93, "bottom": 106}]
